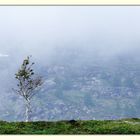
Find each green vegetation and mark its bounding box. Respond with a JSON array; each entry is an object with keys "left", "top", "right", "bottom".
[{"left": 0, "top": 118, "right": 140, "bottom": 134}]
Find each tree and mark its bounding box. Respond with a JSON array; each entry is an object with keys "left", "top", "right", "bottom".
[{"left": 13, "top": 56, "right": 43, "bottom": 122}]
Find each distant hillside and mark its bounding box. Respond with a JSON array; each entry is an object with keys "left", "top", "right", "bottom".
[
  {"left": 1, "top": 118, "right": 140, "bottom": 134},
  {"left": 1, "top": 47, "right": 140, "bottom": 121}
]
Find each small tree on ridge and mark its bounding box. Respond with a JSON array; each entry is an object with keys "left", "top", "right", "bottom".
[{"left": 13, "top": 56, "right": 43, "bottom": 122}]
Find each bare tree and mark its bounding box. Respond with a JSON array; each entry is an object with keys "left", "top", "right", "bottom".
[{"left": 13, "top": 56, "right": 43, "bottom": 122}]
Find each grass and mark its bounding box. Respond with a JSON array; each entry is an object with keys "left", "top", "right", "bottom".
[{"left": 0, "top": 118, "right": 140, "bottom": 134}]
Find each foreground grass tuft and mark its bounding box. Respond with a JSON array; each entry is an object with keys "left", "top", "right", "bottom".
[{"left": 0, "top": 118, "right": 140, "bottom": 134}]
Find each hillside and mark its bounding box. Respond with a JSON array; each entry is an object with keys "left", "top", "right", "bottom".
[
  {"left": 1, "top": 118, "right": 140, "bottom": 134},
  {"left": 1, "top": 48, "right": 140, "bottom": 121}
]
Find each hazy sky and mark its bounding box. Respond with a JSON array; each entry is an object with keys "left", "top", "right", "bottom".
[
  {"left": 0, "top": 6, "right": 140, "bottom": 58},
  {"left": 0, "top": 6, "right": 139, "bottom": 85}
]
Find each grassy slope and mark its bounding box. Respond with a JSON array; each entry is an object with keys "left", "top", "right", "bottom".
[{"left": 0, "top": 118, "right": 140, "bottom": 134}]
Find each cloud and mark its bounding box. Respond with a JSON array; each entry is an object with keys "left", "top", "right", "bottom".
[{"left": 0, "top": 54, "right": 9, "bottom": 57}]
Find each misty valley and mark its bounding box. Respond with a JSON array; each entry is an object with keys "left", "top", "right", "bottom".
[
  {"left": 1, "top": 46, "right": 140, "bottom": 122},
  {"left": 0, "top": 6, "right": 140, "bottom": 134}
]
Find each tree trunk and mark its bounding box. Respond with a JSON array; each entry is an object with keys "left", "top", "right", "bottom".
[{"left": 25, "top": 98, "right": 31, "bottom": 122}]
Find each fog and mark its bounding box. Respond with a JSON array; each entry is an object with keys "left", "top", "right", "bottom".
[
  {"left": 0, "top": 6, "right": 140, "bottom": 62},
  {"left": 0, "top": 6, "right": 140, "bottom": 120},
  {"left": 0, "top": 6, "right": 139, "bottom": 79}
]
